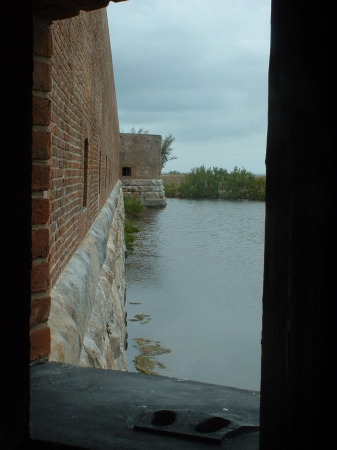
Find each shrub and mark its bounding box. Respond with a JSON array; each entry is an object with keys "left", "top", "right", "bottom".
[
  {"left": 163, "top": 183, "right": 178, "bottom": 198},
  {"left": 124, "top": 230, "right": 136, "bottom": 251},
  {"left": 123, "top": 197, "right": 143, "bottom": 253},
  {"left": 219, "top": 167, "right": 252, "bottom": 200},
  {"left": 124, "top": 196, "right": 144, "bottom": 216},
  {"left": 124, "top": 218, "right": 139, "bottom": 234},
  {"left": 177, "top": 166, "right": 265, "bottom": 200},
  {"left": 178, "top": 166, "right": 228, "bottom": 199}
]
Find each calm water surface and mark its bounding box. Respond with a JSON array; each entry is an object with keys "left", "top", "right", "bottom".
[{"left": 125, "top": 198, "right": 265, "bottom": 391}]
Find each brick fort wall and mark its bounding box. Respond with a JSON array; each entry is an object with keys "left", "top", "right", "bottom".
[{"left": 31, "top": 8, "right": 124, "bottom": 363}]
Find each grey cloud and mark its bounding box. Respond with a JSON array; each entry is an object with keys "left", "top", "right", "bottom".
[{"left": 108, "top": 0, "right": 270, "bottom": 174}]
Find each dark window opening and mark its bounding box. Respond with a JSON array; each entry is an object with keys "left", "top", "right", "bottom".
[{"left": 122, "top": 167, "right": 131, "bottom": 176}]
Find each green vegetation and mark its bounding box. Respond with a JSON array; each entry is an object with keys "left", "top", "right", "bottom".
[
  {"left": 129, "top": 126, "right": 149, "bottom": 135},
  {"left": 133, "top": 337, "right": 171, "bottom": 375},
  {"left": 124, "top": 196, "right": 144, "bottom": 215},
  {"left": 129, "top": 313, "right": 152, "bottom": 324},
  {"left": 123, "top": 197, "right": 144, "bottom": 252},
  {"left": 161, "top": 134, "right": 177, "bottom": 169},
  {"left": 219, "top": 167, "right": 265, "bottom": 201},
  {"left": 164, "top": 166, "right": 265, "bottom": 201},
  {"left": 163, "top": 182, "right": 178, "bottom": 198},
  {"left": 124, "top": 218, "right": 139, "bottom": 251}
]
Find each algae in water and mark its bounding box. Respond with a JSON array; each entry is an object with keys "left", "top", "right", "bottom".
[{"left": 133, "top": 338, "right": 171, "bottom": 375}]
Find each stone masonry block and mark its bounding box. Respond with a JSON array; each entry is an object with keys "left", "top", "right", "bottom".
[
  {"left": 32, "top": 228, "right": 50, "bottom": 259},
  {"left": 31, "top": 262, "right": 50, "bottom": 293},
  {"left": 33, "top": 60, "right": 52, "bottom": 92},
  {"left": 33, "top": 21, "right": 53, "bottom": 57},
  {"left": 33, "top": 96, "right": 51, "bottom": 126},
  {"left": 32, "top": 130, "right": 51, "bottom": 159},
  {"left": 30, "top": 296, "right": 51, "bottom": 327},
  {"left": 30, "top": 325, "right": 51, "bottom": 361},
  {"left": 32, "top": 198, "right": 50, "bottom": 224},
  {"left": 32, "top": 164, "right": 50, "bottom": 191}
]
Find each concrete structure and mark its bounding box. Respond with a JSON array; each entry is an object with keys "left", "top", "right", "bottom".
[
  {"left": 30, "top": 363, "right": 259, "bottom": 449},
  {"left": 2, "top": 1, "right": 337, "bottom": 449},
  {"left": 120, "top": 133, "right": 166, "bottom": 207},
  {"left": 31, "top": 5, "right": 127, "bottom": 369}
]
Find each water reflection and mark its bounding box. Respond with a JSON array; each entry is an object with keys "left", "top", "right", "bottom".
[{"left": 125, "top": 199, "right": 264, "bottom": 390}]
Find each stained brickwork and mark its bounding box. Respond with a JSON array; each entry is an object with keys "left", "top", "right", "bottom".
[
  {"left": 49, "top": 10, "right": 120, "bottom": 287},
  {"left": 30, "top": 8, "right": 121, "bottom": 362},
  {"left": 119, "top": 133, "right": 166, "bottom": 207},
  {"left": 120, "top": 134, "right": 162, "bottom": 179},
  {"left": 31, "top": 17, "right": 53, "bottom": 360}
]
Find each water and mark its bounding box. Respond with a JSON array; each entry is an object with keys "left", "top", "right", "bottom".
[{"left": 125, "top": 198, "right": 265, "bottom": 391}]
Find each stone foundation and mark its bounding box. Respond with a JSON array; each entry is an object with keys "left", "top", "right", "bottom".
[
  {"left": 122, "top": 179, "right": 166, "bottom": 207},
  {"left": 48, "top": 181, "right": 127, "bottom": 370}
]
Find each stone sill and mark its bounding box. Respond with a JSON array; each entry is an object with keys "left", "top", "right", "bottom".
[{"left": 30, "top": 362, "right": 259, "bottom": 449}]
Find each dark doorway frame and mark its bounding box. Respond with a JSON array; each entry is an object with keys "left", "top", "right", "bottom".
[{"left": 1, "top": 1, "right": 337, "bottom": 449}]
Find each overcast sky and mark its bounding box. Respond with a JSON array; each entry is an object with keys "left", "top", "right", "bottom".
[{"left": 107, "top": 0, "right": 271, "bottom": 174}]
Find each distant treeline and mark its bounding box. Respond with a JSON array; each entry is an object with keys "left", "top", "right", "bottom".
[{"left": 164, "top": 166, "right": 265, "bottom": 201}]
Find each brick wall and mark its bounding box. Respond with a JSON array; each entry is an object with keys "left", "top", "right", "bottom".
[
  {"left": 120, "top": 134, "right": 162, "bottom": 179},
  {"left": 31, "top": 18, "right": 53, "bottom": 361},
  {"left": 49, "top": 9, "right": 120, "bottom": 287},
  {"left": 31, "top": 9, "right": 120, "bottom": 362}
]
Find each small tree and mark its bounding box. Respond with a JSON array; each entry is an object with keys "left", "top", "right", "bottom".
[
  {"left": 130, "top": 127, "right": 149, "bottom": 134},
  {"left": 161, "top": 134, "right": 177, "bottom": 169}
]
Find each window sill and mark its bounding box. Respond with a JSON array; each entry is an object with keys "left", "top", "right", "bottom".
[{"left": 30, "top": 362, "right": 259, "bottom": 449}]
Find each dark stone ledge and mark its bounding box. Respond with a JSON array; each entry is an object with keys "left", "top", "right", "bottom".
[
  {"left": 30, "top": 362, "right": 259, "bottom": 449},
  {"left": 33, "top": 0, "right": 127, "bottom": 21}
]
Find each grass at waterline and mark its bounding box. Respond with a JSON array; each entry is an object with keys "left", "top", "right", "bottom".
[
  {"left": 124, "top": 196, "right": 144, "bottom": 215},
  {"left": 133, "top": 338, "right": 171, "bottom": 375},
  {"left": 164, "top": 166, "right": 266, "bottom": 201},
  {"left": 164, "top": 182, "right": 179, "bottom": 198},
  {"left": 123, "top": 197, "right": 144, "bottom": 253},
  {"left": 124, "top": 218, "right": 139, "bottom": 251}
]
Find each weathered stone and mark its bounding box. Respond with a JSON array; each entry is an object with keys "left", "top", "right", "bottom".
[
  {"left": 48, "top": 181, "right": 127, "bottom": 370},
  {"left": 121, "top": 178, "right": 166, "bottom": 208},
  {"left": 119, "top": 134, "right": 161, "bottom": 180}
]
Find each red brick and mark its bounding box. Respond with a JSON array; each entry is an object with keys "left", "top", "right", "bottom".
[
  {"left": 33, "top": 22, "right": 52, "bottom": 57},
  {"left": 33, "top": 60, "right": 52, "bottom": 92},
  {"left": 32, "top": 198, "right": 50, "bottom": 224},
  {"left": 30, "top": 325, "right": 51, "bottom": 361},
  {"left": 30, "top": 296, "right": 51, "bottom": 327},
  {"left": 46, "top": 12, "right": 120, "bottom": 289},
  {"left": 32, "top": 228, "right": 49, "bottom": 259},
  {"left": 32, "top": 130, "right": 51, "bottom": 160},
  {"left": 32, "top": 164, "right": 50, "bottom": 191},
  {"left": 31, "top": 262, "right": 50, "bottom": 293},
  {"left": 32, "top": 96, "right": 51, "bottom": 126}
]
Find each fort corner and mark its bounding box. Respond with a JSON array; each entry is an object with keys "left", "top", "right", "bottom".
[{"left": 120, "top": 133, "right": 167, "bottom": 207}]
